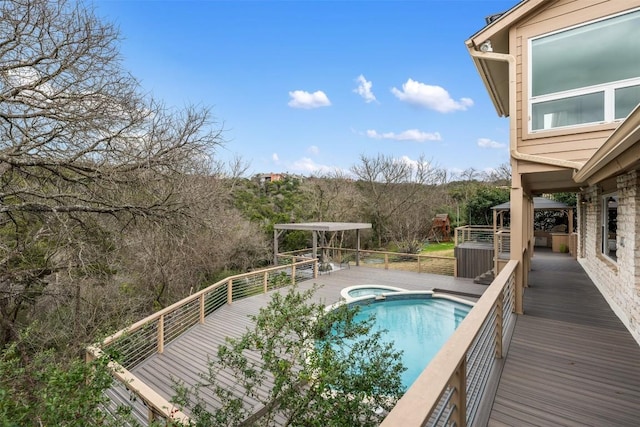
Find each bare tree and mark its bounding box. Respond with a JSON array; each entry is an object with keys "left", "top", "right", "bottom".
[
  {"left": 351, "top": 154, "right": 445, "bottom": 248},
  {"left": 0, "top": 0, "right": 223, "bottom": 346},
  {"left": 305, "top": 170, "right": 362, "bottom": 222}
]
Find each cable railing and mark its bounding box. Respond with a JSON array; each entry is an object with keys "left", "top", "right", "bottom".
[
  {"left": 495, "top": 230, "right": 511, "bottom": 256},
  {"left": 381, "top": 260, "right": 518, "bottom": 427},
  {"left": 87, "top": 258, "right": 318, "bottom": 425},
  {"left": 323, "top": 247, "right": 456, "bottom": 276},
  {"left": 454, "top": 225, "right": 495, "bottom": 246}
]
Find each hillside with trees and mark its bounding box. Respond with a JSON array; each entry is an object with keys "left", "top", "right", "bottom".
[{"left": 0, "top": 0, "right": 519, "bottom": 424}]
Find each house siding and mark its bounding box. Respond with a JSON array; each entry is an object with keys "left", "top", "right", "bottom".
[
  {"left": 579, "top": 171, "right": 640, "bottom": 344},
  {"left": 512, "top": 0, "right": 640, "bottom": 164}
]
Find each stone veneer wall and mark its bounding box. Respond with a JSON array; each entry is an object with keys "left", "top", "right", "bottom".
[{"left": 578, "top": 170, "right": 640, "bottom": 345}]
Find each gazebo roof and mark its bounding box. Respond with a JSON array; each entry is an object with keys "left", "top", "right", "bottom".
[
  {"left": 492, "top": 197, "right": 571, "bottom": 211},
  {"left": 274, "top": 222, "right": 372, "bottom": 232}
]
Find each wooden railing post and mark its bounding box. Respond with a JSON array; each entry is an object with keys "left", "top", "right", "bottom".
[
  {"left": 291, "top": 264, "right": 296, "bottom": 285},
  {"left": 199, "top": 294, "right": 205, "bottom": 324},
  {"left": 158, "top": 315, "right": 164, "bottom": 354},
  {"left": 451, "top": 359, "right": 467, "bottom": 427},
  {"left": 495, "top": 291, "right": 504, "bottom": 359},
  {"left": 227, "top": 279, "right": 233, "bottom": 304},
  {"left": 313, "top": 260, "right": 318, "bottom": 278},
  {"left": 263, "top": 271, "right": 268, "bottom": 293},
  {"left": 384, "top": 253, "right": 389, "bottom": 270}
]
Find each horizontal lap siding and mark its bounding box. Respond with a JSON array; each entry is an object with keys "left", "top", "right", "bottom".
[{"left": 514, "top": 0, "right": 640, "bottom": 162}]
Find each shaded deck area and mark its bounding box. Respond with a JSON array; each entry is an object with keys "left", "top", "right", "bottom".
[
  {"left": 128, "top": 268, "right": 483, "bottom": 419},
  {"left": 489, "top": 249, "right": 640, "bottom": 426}
]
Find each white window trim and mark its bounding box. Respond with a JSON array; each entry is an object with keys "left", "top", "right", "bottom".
[
  {"left": 527, "top": 8, "right": 640, "bottom": 133},
  {"left": 529, "top": 77, "right": 640, "bottom": 132}
]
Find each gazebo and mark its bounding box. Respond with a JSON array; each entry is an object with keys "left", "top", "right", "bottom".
[
  {"left": 273, "top": 222, "right": 372, "bottom": 266},
  {"left": 492, "top": 196, "right": 574, "bottom": 253}
]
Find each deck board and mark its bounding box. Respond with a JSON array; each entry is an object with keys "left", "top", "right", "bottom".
[{"left": 488, "top": 249, "right": 640, "bottom": 427}]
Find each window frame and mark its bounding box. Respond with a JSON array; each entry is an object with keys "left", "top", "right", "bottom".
[
  {"left": 528, "top": 8, "right": 640, "bottom": 133},
  {"left": 601, "top": 193, "right": 618, "bottom": 262}
]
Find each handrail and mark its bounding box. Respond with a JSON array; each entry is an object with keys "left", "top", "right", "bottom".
[
  {"left": 88, "top": 258, "right": 318, "bottom": 425},
  {"left": 381, "top": 260, "right": 518, "bottom": 427}
]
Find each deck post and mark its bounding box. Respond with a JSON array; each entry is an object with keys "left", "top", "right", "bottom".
[
  {"left": 313, "top": 259, "right": 318, "bottom": 278},
  {"left": 227, "top": 279, "right": 233, "bottom": 304},
  {"left": 291, "top": 264, "right": 296, "bottom": 285},
  {"left": 510, "top": 179, "right": 525, "bottom": 314},
  {"left": 199, "top": 294, "right": 205, "bottom": 324},
  {"left": 158, "top": 315, "right": 164, "bottom": 354}
]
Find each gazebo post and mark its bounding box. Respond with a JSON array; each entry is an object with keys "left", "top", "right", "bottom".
[
  {"left": 312, "top": 231, "right": 318, "bottom": 261},
  {"left": 274, "top": 229, "right": 279, "bottom": 265},
  {"left": 356, "top": 229, "right": 361, "bottom": 266},
  {"left": 568, "top": 208, "right": 574, "bottom": 233}
]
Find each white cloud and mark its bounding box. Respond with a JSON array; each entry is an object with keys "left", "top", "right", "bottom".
[
  {"left": 391, "top": 78, "right": 474, "bottom": 113},
  {"left": 353, "top": 74, "right": 376, "bottom": 103},
  {"left": 289, "top": 157, "right": 338, "bottom": 174},
  {"left": 366, "top": 129, "right": 442, "bottom": 142},
  {"left": 394, "top": 155, "right": 435, "bottom": 172},
  {"left": 272, "top": 153, "right": 279, "bottom": 162},
  {"left": 477, "top": 137, "right": 506, "bottom": 149},
  {"left": 307, "top": 145, "right": 320, "bottom": 155},
  {"left": 288, "top": 90, "right": 331, "bottom": 109}
]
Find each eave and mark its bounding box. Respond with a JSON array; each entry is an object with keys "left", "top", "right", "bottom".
[
  {"left": 573, "top": 106, "right": 640, "bottom": 185},
  {"left": 465, "top": 0, "right": 556, "bottom": 117}
]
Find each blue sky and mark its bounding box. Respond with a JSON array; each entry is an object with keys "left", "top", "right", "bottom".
[{"left": 96, "top": 0, "right": 517, "bottom": 178}]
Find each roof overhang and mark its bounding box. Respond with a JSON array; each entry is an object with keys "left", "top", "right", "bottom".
[
  {"left": 274, "top": 222, "right": 372, "bottom": 232},
  {"left": 492, "top": 196, "right": 570, "bottom": 211},
  {"left": 465, "top": 0, "right": 555, "bottom": 117},
  {"left": 573, "top": 106, "right": 640, "bottom": 185}
]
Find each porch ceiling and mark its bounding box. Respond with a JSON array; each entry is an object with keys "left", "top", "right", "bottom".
[{"left": 521, "top": 169, "right": 581, "bottom": 194}]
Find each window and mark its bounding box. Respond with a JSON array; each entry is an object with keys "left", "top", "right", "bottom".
[
  {"left": 602, "top": 194, "right": 617, "bottom": 261},
  {"left": 530, "top": 9, "right": 640, "bottom": 131}
]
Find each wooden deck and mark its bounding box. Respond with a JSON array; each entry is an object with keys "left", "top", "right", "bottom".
[
  {"left": 120, "top": 254, "right": 640, "bottom": 426},
  {"left": 129, "top": 267, "right": 483, "bottom": 420},
  {"left": 489, "top": 249, "right": 640, "bottom": 427}
]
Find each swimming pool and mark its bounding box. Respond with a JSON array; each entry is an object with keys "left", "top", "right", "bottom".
[{"left": 330, "top": 291, "right": 472, "bottom": 390}]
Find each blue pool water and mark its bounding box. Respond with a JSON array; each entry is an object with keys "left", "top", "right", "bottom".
[
  {"left": 342, "top": 296, "right": 471, "bottom": 390},
  {"left": 347, "top": 287, "right": 400, "bottom": 298}
]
